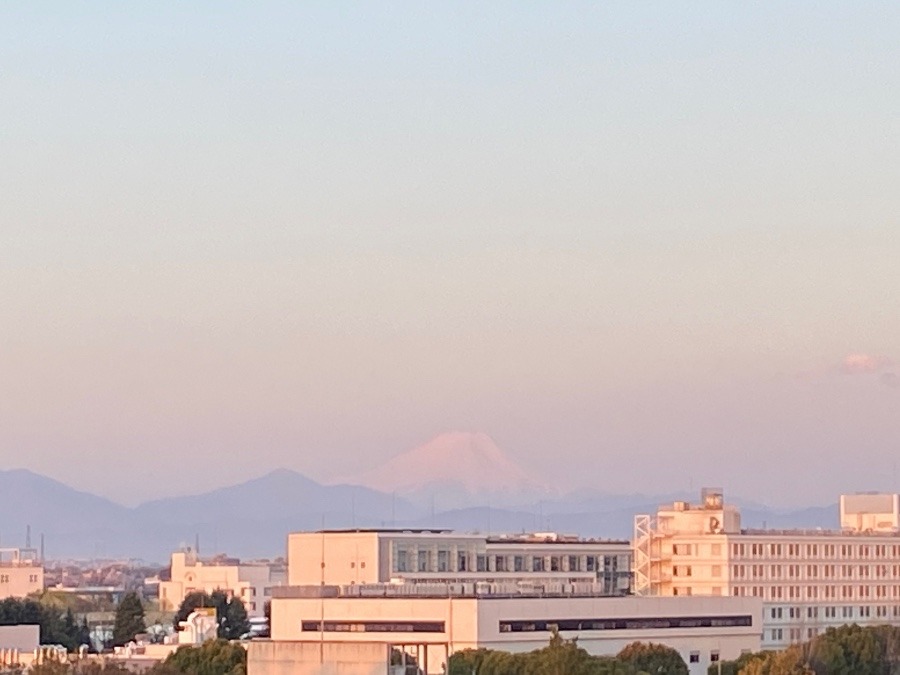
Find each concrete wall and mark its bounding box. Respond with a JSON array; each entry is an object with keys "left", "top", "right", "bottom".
[
  {"left": 248, "top": 641, "right": 389, "bottom": 675},
  {"left": 0, "top": 624, "right": 40, "bottom": 651},
  {"left": 474, "top": 595, "right": 760, "bottom": 675},
  {"left": 289, "top": 533, "right": 383, "bottom": 586}
]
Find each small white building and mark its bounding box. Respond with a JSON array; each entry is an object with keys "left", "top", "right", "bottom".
[
  {"left": 0, "top": 549, "right": 43, "bottom": 600},
  {"left": 158, "top": 549, "right": 284, "bottom": 617}
]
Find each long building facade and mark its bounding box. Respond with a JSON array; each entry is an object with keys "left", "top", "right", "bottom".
[
  {"left": 634, "top": 488, "right": 900, "bottom": 649},
  {"left": 288, "top": 529, "right": 631, "bottom": 595}
]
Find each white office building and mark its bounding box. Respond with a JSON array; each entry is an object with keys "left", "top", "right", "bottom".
[{"left": 634, "top": 488, "right": 900, "bottom": 649}]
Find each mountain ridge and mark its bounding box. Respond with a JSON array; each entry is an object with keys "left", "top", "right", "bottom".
[{"left": 0, "top": 465, "right": 841, "bottom": 563}]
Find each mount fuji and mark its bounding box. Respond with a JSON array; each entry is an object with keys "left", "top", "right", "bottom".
[{"left": 339, "top": 431, "right": 554, "bottom": 509}]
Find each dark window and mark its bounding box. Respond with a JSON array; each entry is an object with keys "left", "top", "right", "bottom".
[
  {"left": 498, "top": 615, "right": 753, "bottom": 633},
  {"left": 302, "top": 621, "right": 445, "bottom": 633}
]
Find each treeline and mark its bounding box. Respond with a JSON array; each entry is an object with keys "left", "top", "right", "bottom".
[
  {"left": 447, "top": 632, "right": 688, "bottom": 675},
  {"left": 0, "top": 598, "right": 90, "bottom": 651},
  {"left": 1, "top": 640, "right": 246, "bottom": 675},
  {"left": 712, "top": 624, "right": 900, "bottom": 675}
]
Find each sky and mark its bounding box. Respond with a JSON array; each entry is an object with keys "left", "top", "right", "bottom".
[{"left": 1, "top": 2, "right": 898, "bottom": 507}]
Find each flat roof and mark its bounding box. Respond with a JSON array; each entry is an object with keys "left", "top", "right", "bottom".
[{"left": 312, "top": 529, "right": 453, "bottom": 535}]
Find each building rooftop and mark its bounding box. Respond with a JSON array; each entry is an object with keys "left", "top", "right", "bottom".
[
  {"left": 740, "top": 528, "right": 900, "bottom": 537},
  {"left": 313, "top": 528, "right": 453, "bottom": 535},
  {"left": 486, "top": 534, "right": 629, "bottom": 545},
  {"left": 273, "top": 582, "right": 622, "bottom": 600}
]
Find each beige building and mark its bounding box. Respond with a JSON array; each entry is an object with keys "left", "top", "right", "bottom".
[
  {"left": 158, "top": 549, "right": 284, "bottom": 617},
  {"left": 260, "top": 585, "right": 761, "bottom": 675},
  {"left": 252, "top": 528, "right": 757, "bottom": 675},
  {"left": 634, "top": 488, "right": 900, "bottom": 649},
  {"left": 0, "top": 549, "right": 43, "bottom": 599},
  {"left": 288, "top": 529, "right": 631, "bottom": 595}
]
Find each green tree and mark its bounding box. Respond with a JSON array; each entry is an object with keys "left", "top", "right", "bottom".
[
  {"left": 0, "top": 597, "right": 85, "bottom": 649},
  {"left": 174, "top": 591, "right": 249, "bottom": 641},
  {"left": 806, "top": 624, "right": 887, "bottom": 675},
  {"left": 448, "top": 648, "right": 493, "bottom": 675},
  {"left": 524, "top": 630, "right": 632, "bottom": 675},
  {"left": 112, "top": 591, "right": 146, "bottom": 646},
  {"left": 161, "top": 639, "right": 246, "bottom": 675},
  {"left": 617, "top": 641, "right": 688, "bottom": 675}
]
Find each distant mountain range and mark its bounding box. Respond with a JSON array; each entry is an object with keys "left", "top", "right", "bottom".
[
  {"left": 0, "top": 433, "right": 841, "bottom": 564},
  {"left": 338, "top": 431, "right": 554, "bottom": 508}
]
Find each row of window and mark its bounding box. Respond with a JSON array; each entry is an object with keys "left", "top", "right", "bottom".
[
  {"left": 393, "top": 550, "right": 623, "bottom": 575},
  {"left": 734, "top": 543, "right": 898, "bottom": 560},
  {"left": 734, "top": 563, "right": 900, "bottom": 580},
  {"left": 498, "top": 615, "right": 753, "bottom": 633},
  {"left": 731, "top": 584, "right": 900, "bottom": 600},
  {"left": 769, "top": 605, "right": 898, "bottom": 620}
]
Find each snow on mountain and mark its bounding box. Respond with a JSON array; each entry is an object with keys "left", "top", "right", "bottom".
[{"left": 340, "top": 432, "right": 550, "bottom": 507}]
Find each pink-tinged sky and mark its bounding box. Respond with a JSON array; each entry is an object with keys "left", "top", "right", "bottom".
[{"left": 1, "top": 3, "right": 899, "bottom": 506}]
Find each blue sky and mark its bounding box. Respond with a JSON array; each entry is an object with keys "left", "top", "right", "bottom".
[{"left": 1, "top": 3, "right": 898, "bottom": 505}]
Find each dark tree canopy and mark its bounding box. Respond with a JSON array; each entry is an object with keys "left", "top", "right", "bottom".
[
  {"left": 617, "top": 641, "right": 689, "bottom": 675},
  {"left": 448, "top": 633, "right": 639, "bottom": 675},
  {"left": 112, "top": 591, "right": 147, "bottom": 647},
  {"left": 162, "top": 638, "right": 247, "bottom": 675},
  {"left": 712, "top": 624, "right": 900, "bottom": 675},
  {"left": 174, "top": 590, "right": 250, "bottom": 641},
  {"left": 0, "top": 597, "right": 89, "bottom": 650}
]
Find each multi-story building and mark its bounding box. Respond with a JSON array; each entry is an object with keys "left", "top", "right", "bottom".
[
  {"left": 158, "top": 549, "right": 285, "bottom": 617},
  {"left": 257, "top": 528, "right": 759, "bottom": 675},
  {"left": 0, "top": 548, "right": 43, "bottom": 599},
  {"left": 634, "top": 488, "right": 900, "bottom": 649},
  {"left": 287, "top": 529, "right": 631, "bottom": 595}
]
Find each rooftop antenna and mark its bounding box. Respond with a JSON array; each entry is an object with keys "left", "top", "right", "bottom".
[
  {"left": 195, "top": 533, "right": 200, "bottom": 556},
  {"left": 391, "top": 492, "right": 396, "bottom": 527},
  {"left": 40, "top": 534, "right": 45, "bottom": 562},
  {"left": 26, "top": 525, "right": 31, "bottom": 549}
]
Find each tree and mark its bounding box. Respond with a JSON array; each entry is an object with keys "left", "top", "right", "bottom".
[
  {"left": 617, "top": 641, "right": 689, "bottom": 675},
  {"left": 160, "top": 639, "right": 246, "bottom": 675},
  {"left": 112, "top": 591, "right": 146, "bottom": 647},
  {"left": 806, "top": 624, "right": 888, "bottom": 675},
  {"left": 174, "top": 591, "right": 250, "bottom": 641},
  {"left": 0, "top": 597, "right": 86, "bottom": 649}
]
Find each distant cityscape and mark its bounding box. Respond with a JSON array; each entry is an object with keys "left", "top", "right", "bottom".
[{"left": 6, "top": 473, "right": 900, "bottom": 674}]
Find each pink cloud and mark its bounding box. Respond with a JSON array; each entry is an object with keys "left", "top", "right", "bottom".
[{"left": 841, "top": 353, "right": 893, "bottom": 374}]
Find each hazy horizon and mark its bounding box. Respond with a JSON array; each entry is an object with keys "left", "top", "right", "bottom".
[{"left": 2, "top": 3, "right": 898, "bottom": 508}]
